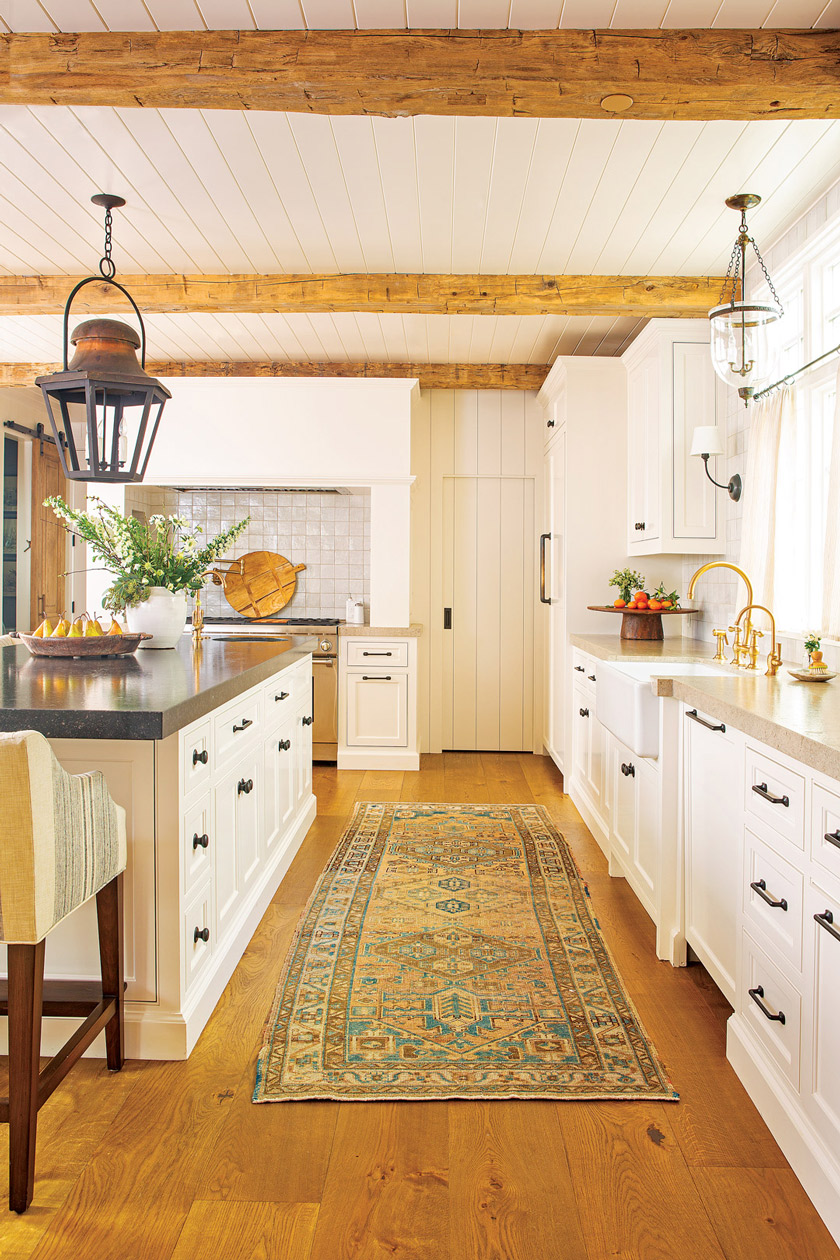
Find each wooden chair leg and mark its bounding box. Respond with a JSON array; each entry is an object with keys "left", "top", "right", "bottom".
[
  {"left": 96, "top": 872, "right": 124, "bottom": 1073},
  {"left": 7, "top": 941, "right": 45, "bottom": 1214}
]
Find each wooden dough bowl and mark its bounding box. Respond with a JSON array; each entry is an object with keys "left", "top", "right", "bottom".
[{"left": 215, "top": 551, "right": 306, "bottom": 619}]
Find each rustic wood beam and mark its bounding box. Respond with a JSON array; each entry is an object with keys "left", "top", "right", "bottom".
[
  {"left": 0, "top": 360, "right": 549, "bottom": 391},
  {"left": 1, "top": 29, "right": 838, "bottom": 120},
  {"left": 0, "top": 274, "right": 724, "bottom": 318}
]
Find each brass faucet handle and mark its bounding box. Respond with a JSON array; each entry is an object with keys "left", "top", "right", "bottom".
[
  {"left": 766, "top": 647, "right": 782, "bottom": 677},
  {"left": 746, "top": 627, "right": 764, "bottom": 670},
  {"left": 712, "top": 628, "right": 729, "bottom": 662},
  {"left": 728, "top": 624, "right": 746, "bottom": 666}
]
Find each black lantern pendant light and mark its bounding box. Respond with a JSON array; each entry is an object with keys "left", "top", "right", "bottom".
[{"left": 36, "top": 194, "right": 171, "bottom": 483}]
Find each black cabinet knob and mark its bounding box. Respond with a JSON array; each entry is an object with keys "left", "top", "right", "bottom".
[
  {"left": 192, "top": 832, "right": 209, "bottom": 850},
  {"left": 302, "top": 715, "right": 314, "bottom": 726},
  {"left": 620, "top": 762, "right": 635, "bottom": 777},
  {"left": 237, "top": 778, "right": 254, "bottom": 795},
  {"left": 579, "top": 707, "right": 589, "bottom": 717},
  {"left": 194, "top": 926, "right": 210, "bottom": 944},
  {"left": 192, "top": 748, "right": 208, "bottom": 766},
  {"left": 634, "top": 521, "right": 646, "bottom": 531},
  {"left": 233, "top": 718, "right": 254, "bottom": 733},
  {"left": 279, "top": 739, "right": 291, "bottom": 751},
  {"left": 275, "top": 691, "right": 290, "bottom": 701}
]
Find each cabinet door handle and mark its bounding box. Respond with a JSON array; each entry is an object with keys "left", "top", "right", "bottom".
[
  {"left": 752, "top": 782, "right": 789, "bottom": 807},
  {"left": 824, "top": 830, "right": 840, "bottom": 850},
  {"left": 579, "top": 707, "right": 589, "bottom": 717},
  {"left": 815, "top": 909, "right": 840, "bottom": 944},
  {"left": 620, "top": 762, "right": 635, "bottom": 778},
  {"left": 192, "top": 832, "right": 209, "bottom": 850},
  {"left": 362, "top": 675, "right": 392, "bottom": 681},
  {"left": 275, "top": 691, "right": 289, "bottom": 701},
  {"left": 539, "top": 532, "right": 552, "bottom": 605},
  {"left": 686, "top": 709, "right": 726, "bottom": 733},
  {"left": 748, "top": 985, "right": 785, "bottom": 1025},
  {"left": 278, "top": 738, "right": 291, "bottom": 751},
  {"left": 634, "top": 521, "right": 646, "bottom": 531},
  {"left": 574, "top": 665, "right": 585, "bottom": 673},
  {"left": 194, "top": 926, "right": 210, "bottom": 944},
  {"left": 192, "top": 748, "right": 208, "bottom": 766},
  {"left": 233, "top": 718, "right": 253, "bottom": 733},
  {"left": 237, "top": 778, "right": 254, "bottom": 795},
  {"left": 302, "top": 715, "right": 314, "bottom": 726},
  {"left": 750, "top": 878, "right": 788, "bottom": 911},
  {"left": 362, "top": 651, "right": 392, "bottom": 656},
  {"left": 588, "top": 674, "right": 596, "bottom": 682}
]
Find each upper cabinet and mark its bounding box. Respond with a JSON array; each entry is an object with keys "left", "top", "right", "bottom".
[{"left": 622, "top": 319, "right": 725, "bottom": 556}]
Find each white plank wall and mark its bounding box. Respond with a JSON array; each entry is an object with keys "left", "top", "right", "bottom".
[{"left": 410, "top": 388, "right": 543, "bottom": 755}]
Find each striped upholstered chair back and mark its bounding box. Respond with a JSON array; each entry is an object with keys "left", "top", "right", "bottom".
[{"left": 0, "top": 731, "right": 127, "bottom": 944}]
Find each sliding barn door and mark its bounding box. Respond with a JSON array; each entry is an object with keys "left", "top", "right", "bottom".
[{"left": 441, "top": 476, "right": 535, "bottom": 751}]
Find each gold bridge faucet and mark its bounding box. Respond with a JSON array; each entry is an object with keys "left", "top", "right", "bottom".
[
  {"left": 687, "top": 562, "right": 755, "bottom": 662},
  {"left": 735, "top": 603, "right": 782, "bottom": 676}
]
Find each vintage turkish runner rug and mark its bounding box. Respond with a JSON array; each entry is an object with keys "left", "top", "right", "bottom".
[{"left": 254, "top": 802, "right": 677, "bottom": 1102}]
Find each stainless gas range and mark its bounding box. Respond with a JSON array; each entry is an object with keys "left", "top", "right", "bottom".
[{"left": 197, "top": 616, "right": 340, "bottom": 762}]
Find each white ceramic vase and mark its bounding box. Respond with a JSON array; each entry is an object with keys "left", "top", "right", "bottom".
[{"left": 125, "top": 586, "right": 188, "bottom": 649}]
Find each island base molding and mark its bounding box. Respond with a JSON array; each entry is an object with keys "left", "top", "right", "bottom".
[{"left": 337, "top": 748, "right": 420, "bottom": 771}]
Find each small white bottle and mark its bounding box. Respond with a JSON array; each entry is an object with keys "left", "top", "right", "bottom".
[
  {"left": 352, "top": 601, "right": 365, "bottom": 625},
  {"left": 345, "top": 596, "right": 355, "bottom": 622}
]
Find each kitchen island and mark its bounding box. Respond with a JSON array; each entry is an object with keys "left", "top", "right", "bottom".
[{"left": 0, "top": 637, "right": 317, "bottom": 1059}]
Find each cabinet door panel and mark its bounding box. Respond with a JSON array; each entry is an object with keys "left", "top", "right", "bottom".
[
  {"left": 806, "top": 883, "right": 840, "bottom": 1150},
  {"left": 346, "top": 672, "right": 408, "bottom": 747},
  {"left": 571, "top": 681, "right": 591, "bottom": 793},
  {"left": 634, "top": 758, "right": 659, "bottom": 911},
  {"left": 627, "top": 356, "right": 660, "bottom": 545},
  {"left": 296, "top": 704, "right": 314, "bottom": 804},
  {"left": 611, "top": 742, "right": 636, "bottom": 866},
  {"left": 213, "top": 770, "right": 240, "bottom": 942},
  {"left": 264, "top": 721, "right": 295, "bottom": 855},
  {"left": 673, "top": 342, "right": 718, "bottom": 540}
]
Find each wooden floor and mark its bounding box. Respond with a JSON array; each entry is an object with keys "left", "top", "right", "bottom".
[{"left": 0, "top": 753, "right": 837, "bottom": 1260}]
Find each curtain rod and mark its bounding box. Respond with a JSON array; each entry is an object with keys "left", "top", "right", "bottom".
[{"left": 752, "top": 340, "right": 840, "bottom": 402}]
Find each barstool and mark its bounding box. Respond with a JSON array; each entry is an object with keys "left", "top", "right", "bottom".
[{"left": 0, "top": 730, "right": 127, "bottom": 1213}]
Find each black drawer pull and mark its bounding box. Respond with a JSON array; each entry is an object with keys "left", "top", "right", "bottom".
[
  {"left": 588, "top": 674, "right": 596, "bottom": 682},
  {"left": 362, "top": 675, "right": 392, "bottom": 681},
  {"left": 237, "top": 778, "right": 254, "bottom": 795},
  {"left": 579, "top": 707, "right": 589, "bottom": 717},
  {"left": 192, "top": 748, "right": 208, "bottom": 766},
  {"left": 233, "top": 718, "right": 253, "bottom": 733},
  {"left": 749, "top": 985, "right": 785, "bottom": 1025},
  {"left": 752, "top": 782, "right": 789, "bottom": 807},
  {"left": 686, "top": 709, "right": 726, "bottom": 733},
  {"left": 574, "top": 665, "right": 585, "bottom": 673},
  {"left": 302, "top": 715, "right": 314, "bottom": 726},
  {"left": 824, "top": 830, "right": 840, "bottom": 850},
  {"left": 815, "top": 909, "right": 840, "bottom": 944},
  {"left": 635, "top": 521, "right": 646, "bottom": 531},
  {"left": 620, "top": 762, "right": 635, "bottom": 778},
  {"left": 278, "top": 738, "right": 291, "bottom": 751},
  {"left": 192, "top": 832, "right": 209, "bottom": 850},
  {"left": 363, "top": 651, "right": 392, "bottom": 656},
  {"left": 194, "top": 926, "right": 210, "bottom": 944},
  {"left": 275, "top": 691, "right": 289, "bottom": 701},
  {"left": 750, "top": 879, "right": 788, "bottom": 912}
]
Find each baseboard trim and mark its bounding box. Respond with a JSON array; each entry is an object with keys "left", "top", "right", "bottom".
[{"left": 338, "top": 748, "right": 420, "bottom": 771}]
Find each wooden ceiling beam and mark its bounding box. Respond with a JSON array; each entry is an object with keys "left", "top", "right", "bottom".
[
  {"left": 1, "top": 29, "right": 837, "bottom": 120},
  {"left": 0, "top": 360, "right": 550, "bottom": 391},
  {"left": 0, "top": 273, "right": 724, "bottom": 318}
]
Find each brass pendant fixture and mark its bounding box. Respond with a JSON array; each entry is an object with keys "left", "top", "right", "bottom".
[
  {"left": 708, "top": 193, "right": 783, "bottom": 405},
  {"left": 36, "top": 194, "right": 171, "bottom": 483}
]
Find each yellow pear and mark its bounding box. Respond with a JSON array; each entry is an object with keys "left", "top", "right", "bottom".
[
  {"left": 40, "top": 619, "right": 54, "bottom": 638},
  {"left": 68, "top": 617, "right": 85, "bottom": 638},
  {"left": 85, "top": 618, "right": 104, "bottom": 637},
  {"left": 106, "top": 617, "right": 124, "bottom": 636},
  {"left": 32, "top": 619, "right": 48, "bottom": 639},
  {"left": 51, "top": 618, "right": 70, "bottom": 638}
]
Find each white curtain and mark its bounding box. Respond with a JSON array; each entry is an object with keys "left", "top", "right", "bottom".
[
  {"left": 823, "top": 368, "right": 840, "bottom": 637},
  {"left": 739, "top": 386, "right": 795, "bottom": 614}
]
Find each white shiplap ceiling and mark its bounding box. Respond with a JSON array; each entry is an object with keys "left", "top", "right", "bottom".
[{"left": 0, "top": 0, "right": 838, "bottom": 31}]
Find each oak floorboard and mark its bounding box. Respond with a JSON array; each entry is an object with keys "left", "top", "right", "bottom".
[
  {"left": 168, "top": 1200, "right": 319, "bottom": 1260},
  {"left": 358, "top": 770, "right": 406, "bottom": 802},
  {"left": 448, "top": 1100, "right": 587, "bottom": 1260},
  {"left": 442, "top": 753, "right": 489, "bottom": 803},
  {"left": 476, "top": 753, "right": 533, "bottom": 804},
  {"left": 309, "top": 1102, "right": 449, "bottom": 1260},
  {"left": 400, "top": 754, "right": 446, "bottom": 802},
  {"left": 664, "top": 1058, "right": 787, "bottom": 1170},
  {"left": 311, "top": 768, "right": 366, "bottom": 817},
  {"left": 692, "top": 1167, "right": 839, "bottom": 1259}
]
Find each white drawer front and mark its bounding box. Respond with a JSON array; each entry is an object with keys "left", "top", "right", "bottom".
[
  {"left": 183, "top": 794, "right": 212, "bottom": 897},
  {"left": 182, "top": 719, "right": 211, "bottom": 795},
  {"left": 571, "top": 649, "right": 597, "bottom": 688},
  {"left": 263, "top": 674, "right": 297, "bottom": 728},
  {"left": 743, "top": 827, "right": 804, "bottom": 973},
  {"left": 214, "top": 691, "right": 262, "bottom": 767},
  {"left": 811, "top": 782, "right": 840, "bottom": 886},
  {"left": 740, "top": 930, "right": 802, "bottom": 1089},
  {"left": 346, "top": 640, "right": 408, "bottom": 668},
  {"left": 183, "top": 881, "right": 213, "bottom": 993},
  {"left": 745, "top": 745, "right": 805, "bottom": 853}
]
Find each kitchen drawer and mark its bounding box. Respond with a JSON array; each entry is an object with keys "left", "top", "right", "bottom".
[
  {"left": 811, "top": 781, "right": 840, "bottom": 886},
  {"left": 182, "top": 719, "right": 211, "bottom": 795},
  {"left": 262, "top": 672, "right": 299, "bottom": 728},
  {"left": 346, "top": 640, "right": 408, "bottom": 669},
  {"left": 182, "top": 794, "right": 212, "bottom": 897},
  {"left": 743, "top": 826, "right": 804, "bottom": 973},
  {"left": 183, "top": 879, "right": 214, "bottom": 994},
  {"left": 214, "top": 689, "right": 262, "bottom": 768},
  {"left": 571, "top": 650, "right": 598, "bottom": 687},
  {"left": 740, "top": 930, "right": 802, "bottom": 1090},
  {"left": 744, "top": 744, "right": 805, "bottom": 853}
]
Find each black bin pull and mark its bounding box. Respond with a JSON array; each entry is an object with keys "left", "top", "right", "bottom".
[
  {"left": 750, "top": 879, "right": 788, "bottom": 911},
  {"left": 815, "top": 909, "right": 840, "bottom": 944},
  {"left": 275, "top": 691, "right": 290, "bottom": 702},
  {"left": 233, "top": 718, "right": 254, "bottom": 733},
  {"left": 574, "top": 665, "right": 585, "bottom": 673},
  {"left": 752, "top": 782, "right": 789, "bottom": 807},
  {"left": 824, "top": 830, "right": 840, "bottom": 850},
  {"left": 749, "top": 985, "right": 785, "bottom": 1025}
]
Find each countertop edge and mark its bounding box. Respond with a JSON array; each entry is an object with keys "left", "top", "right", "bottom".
[{"left": 339, "top": 624, "right": 423, "bottom": 637}]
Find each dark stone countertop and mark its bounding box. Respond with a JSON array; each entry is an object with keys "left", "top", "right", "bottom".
[{"left": 0, "top": 636, "right": 315, "bottom": 741}]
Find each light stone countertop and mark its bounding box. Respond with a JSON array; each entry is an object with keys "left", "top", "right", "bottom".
[
  {"left": 570, "top": 632, "right": 840, "bottom": 781},
  {"left": 338, "top": 624, "right": 423, "bottom": 637}
]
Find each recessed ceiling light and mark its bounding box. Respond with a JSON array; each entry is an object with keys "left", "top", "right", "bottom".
[{"left": 600, "top": 94, "right": 634, "bottom": 113}]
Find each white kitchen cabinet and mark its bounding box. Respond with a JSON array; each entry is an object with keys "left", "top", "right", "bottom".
[
  {"left": 570, "top": 657, "right": 609, "bottom": 845},
  {"left": 542, "top": 428, "right": 566, "bottom": 771},
  {"left": 213, "top": 748, "right": 261, "bottom": 942},
  {"left": 608, "top": 734, "right": 660, "bottom": 923},
  {"left": 683, "top": 704, "right": 743, "bottom": 1003},
  {"left": 622, "top": 319, "right": 725, "bottom": 556},
  {"left": 804, "top": 880, "right": 840, "bottom": 1159},
  {"left": 264, "top": 721, "right": 295, "bottom": 855},
  {"left": 346, "top": 671, "right": 408, "bottom": 747},
  {"left": 339, "top": 634, "right": 419, "bottom": 770}
]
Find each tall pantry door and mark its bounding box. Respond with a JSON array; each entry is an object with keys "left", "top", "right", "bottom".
[
  {"left": 543, "top": 430, "right": 566, "bottom": 772},
  {"left": 441, "top": 476, "right": 535, "bottom": 751}
]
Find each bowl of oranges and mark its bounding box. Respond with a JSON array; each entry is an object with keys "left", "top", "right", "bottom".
[
  {"left": 16, "top": 613, "right": 152, "bottom": 658},
  {"left": 588, "top": 571, "right": 695, "bottom": 640}
]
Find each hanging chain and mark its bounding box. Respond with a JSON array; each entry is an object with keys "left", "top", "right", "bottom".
[
  {"left": 716, "top": 213, "right": 784, "bottom": 316},
  {"left": 749, "top": 236, "right": 784, "bottom": 317},
  {"left": 718, "top": 238, "right": 743, "bottom": 306},
  {"left": 98, "top": 207, "right": 117, "bottom": 280}
]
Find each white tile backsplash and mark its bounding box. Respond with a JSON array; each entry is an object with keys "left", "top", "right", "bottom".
[{"left": 124, "top": 487, "right": 370, "bottom": 620}]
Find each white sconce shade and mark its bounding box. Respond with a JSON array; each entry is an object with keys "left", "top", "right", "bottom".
[{"left": 690, "top": 425, "right": 725, "bottom": 458}]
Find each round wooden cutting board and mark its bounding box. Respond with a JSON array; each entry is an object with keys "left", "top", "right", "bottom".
[{"left": 217, "top": 551, "right": 306, "bottom": 619}]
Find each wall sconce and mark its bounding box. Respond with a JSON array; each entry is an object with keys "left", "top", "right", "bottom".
[{"left": 690, "top": 425, "right": 742, "bottom": 502}]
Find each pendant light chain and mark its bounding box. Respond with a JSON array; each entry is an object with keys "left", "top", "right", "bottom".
[
  {"left": 716, "top": 222, "right": 784, "bottom": 317},
  {"left": 99, "top": 207, "right": 117, "bottom": 281},
  {"left": 752, "top": 239, "right": 784, "bottom": 317}
]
